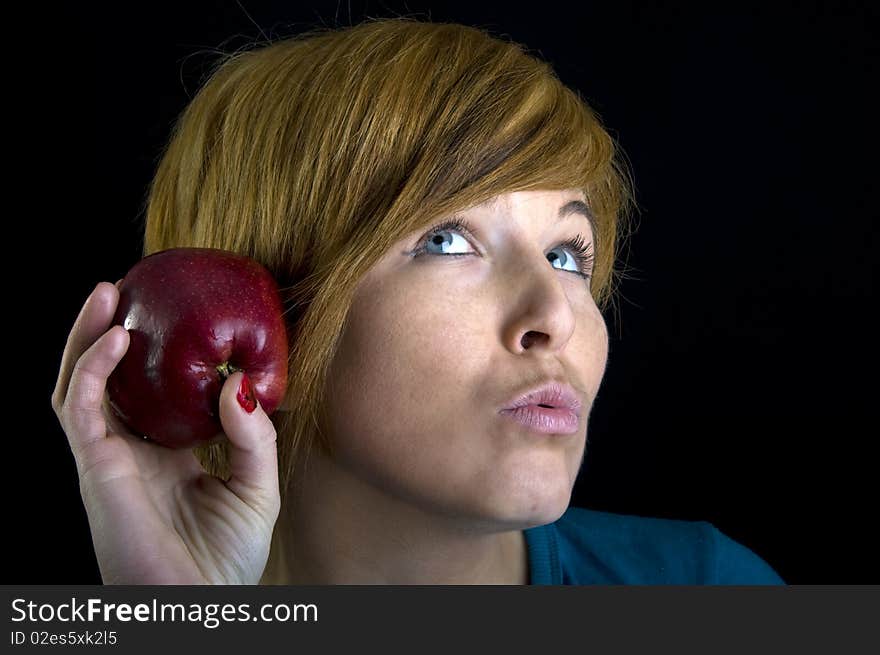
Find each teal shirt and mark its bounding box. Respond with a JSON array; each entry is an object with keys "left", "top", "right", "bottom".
[{"left": 525, "top": 506, "right": 785, "bottom": 584}]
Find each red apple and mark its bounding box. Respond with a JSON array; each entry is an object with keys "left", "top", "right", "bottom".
[{"left": 106, "top": 247, "right": 289, "bottom": 449}]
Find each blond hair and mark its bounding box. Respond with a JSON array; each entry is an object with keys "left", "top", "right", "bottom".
[{"left": 143, "top": 16, "right": 636, "bottom": 507}]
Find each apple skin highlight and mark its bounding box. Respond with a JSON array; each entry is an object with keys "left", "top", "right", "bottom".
[{"left": 106, "top": 247, "right": 290, "bottom": 449}]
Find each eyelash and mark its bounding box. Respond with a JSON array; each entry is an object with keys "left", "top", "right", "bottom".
[{"left": 410, "top": 217, "right": 595, "bottom": 280}]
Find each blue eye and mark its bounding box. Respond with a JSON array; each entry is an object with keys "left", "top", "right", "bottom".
[{"left": 411, "top": 217, "right": 594, "bottom": 280}]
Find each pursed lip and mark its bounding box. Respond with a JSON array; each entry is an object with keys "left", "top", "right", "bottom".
[{"left": 499, "top": 380, "right": 583, "bottom": 418}]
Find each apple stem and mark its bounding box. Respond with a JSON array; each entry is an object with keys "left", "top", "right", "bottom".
[{"left": 216, "top": 361, "right": 244, "bottom": 381}]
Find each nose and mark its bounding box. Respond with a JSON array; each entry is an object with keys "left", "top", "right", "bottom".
[{"left": 500, "top": 250, "right": 577, "bottom": 354}]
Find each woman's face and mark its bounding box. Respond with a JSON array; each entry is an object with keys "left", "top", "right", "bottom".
[{"left": 322, "top": 189, "right": 609, "bottom": 530}]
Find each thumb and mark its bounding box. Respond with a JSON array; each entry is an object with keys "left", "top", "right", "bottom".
[{"left": 217, "top": 371, "right": 281, "bottom": 521}]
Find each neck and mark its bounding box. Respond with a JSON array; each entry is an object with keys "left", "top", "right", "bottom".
[{"left": 262, "top": 451, "right": 530, "bottom": 585}]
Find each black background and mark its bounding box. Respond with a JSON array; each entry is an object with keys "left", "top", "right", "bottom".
[{"left": 15, "top": 1, "right": 875, "bottom": 583}]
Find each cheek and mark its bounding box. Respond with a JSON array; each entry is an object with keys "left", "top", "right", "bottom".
[
  {"left": 320, "top": 283, "right": 507, "bottom": 514},
  {"left": 323, "top": 279, "right": 487, "bottom": 466},
  {"left": 582, "top": 305, "right": 609, "bottom": 393}
]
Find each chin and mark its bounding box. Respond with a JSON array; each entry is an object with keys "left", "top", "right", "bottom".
[
  {"left": 520, "top": 493, "right": 571, "bottom": 528},
  {"left": 474, "top": 478, "right": 574, "bottom": 532}
]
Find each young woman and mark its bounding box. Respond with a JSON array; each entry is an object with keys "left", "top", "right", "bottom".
[{"left": 51, "top": 17, "right": 783, "bottom": 585}]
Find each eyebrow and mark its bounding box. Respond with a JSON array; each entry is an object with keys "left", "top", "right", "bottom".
[
  {"left": 559, "top": 199, "right": 596, "bottom": 240},
  {"left": 445, "top": 197, "right": 597, "bottom": 248}
]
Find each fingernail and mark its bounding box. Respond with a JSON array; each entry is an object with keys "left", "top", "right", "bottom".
[{"left": 237, "top": 373, "right": 257, "bottom": 413}]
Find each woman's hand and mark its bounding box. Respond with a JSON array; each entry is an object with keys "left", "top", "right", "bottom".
[{"left": 51, "top": 281, "right": 281, "bottom": 584}]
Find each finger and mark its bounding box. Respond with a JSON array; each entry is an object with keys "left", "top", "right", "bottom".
[
  {"left": 62, "top": 325, "right": 130, "bottom": 451},
  {"left": 52, "top": 282, "right": 121, "bottom": 412},
  {"left": 217, "top": 371, "right": 281, "bottom": 520}
]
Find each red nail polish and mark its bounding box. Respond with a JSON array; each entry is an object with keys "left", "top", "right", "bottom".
[{"left": 237, "top": 373, "right": 257, "bottom": 413}]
